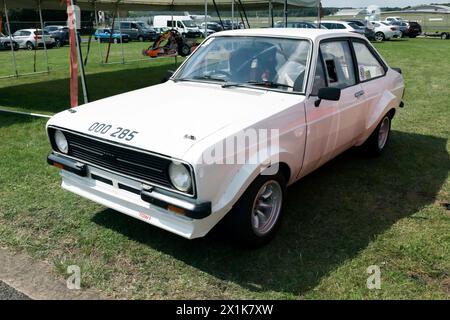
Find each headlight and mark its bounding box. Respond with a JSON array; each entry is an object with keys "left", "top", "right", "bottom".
[
  {"left": 54, "top": 130, "right": 69, "bottom": 154},
  {"left": 168, "top": 162, "right": 192, "bottom": 193}
]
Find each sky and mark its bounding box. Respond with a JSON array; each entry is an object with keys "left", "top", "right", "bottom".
[{"left": 321, "top": 0, "right": 450, "bottom": 7}]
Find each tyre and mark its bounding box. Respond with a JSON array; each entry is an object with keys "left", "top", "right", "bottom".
[
  {"left": 374, "top": 32, "right": 385, "bottom": 42},
  {"left": 441, "top": 33, "right": 448, "bottom": 40},
  {"left": 26, "top": 41, "right": 35, "bottom": 50},
  {"left": 55, "top": 39, "right": 62, "bottom": 48},
  {"left": 178, "top": 43, "right": 191, "bottom": 57},
  {"left": 224, "top": 172, "right": 286, "bottom": 248},
  {"left": 138, "top": 35, "right": 144, "bottom": 42},
  {"left": 362, "top": 113, "right": 392, "bottom": 157},
  {"left": 114, "top": 38, "right": 118, "bottom": 44}
]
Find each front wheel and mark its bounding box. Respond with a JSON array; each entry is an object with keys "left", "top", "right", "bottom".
[
  {"left": 362, "top": 114, "right": 392, "bottom": 156},
  {"left": 225, "top": 172, "right": 286, "bottom": 248},
  {"left": 441, "top": 33, "right": 448, "bottom": 40}
]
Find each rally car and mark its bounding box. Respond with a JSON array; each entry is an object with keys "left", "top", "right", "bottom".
[{"left": 47, "top": 29, "right": 405, "bottom": 247}]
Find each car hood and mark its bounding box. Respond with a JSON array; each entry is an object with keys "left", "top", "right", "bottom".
[{"left": 47, "top": 81, "right": 303, "bottom": 160}]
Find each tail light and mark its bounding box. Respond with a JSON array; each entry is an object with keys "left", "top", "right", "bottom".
[{"left": 391, "top": 27, "right": 397, "bottom": 31}]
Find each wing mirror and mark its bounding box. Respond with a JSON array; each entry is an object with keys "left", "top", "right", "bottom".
[{"left": 315, "top": 87, "right": 341, "bottom": 107}]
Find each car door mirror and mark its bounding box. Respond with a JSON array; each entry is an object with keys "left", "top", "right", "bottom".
[{"left": 315, "top": 87, "right": 341, "bottom": 107}]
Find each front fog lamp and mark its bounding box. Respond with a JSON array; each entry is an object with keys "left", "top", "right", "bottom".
[
  {"left": 54, "top": 130, "right": 69, "bottom": 154},
  {"left": 168, "top": 162, "right": 192, "bottom": 193}
]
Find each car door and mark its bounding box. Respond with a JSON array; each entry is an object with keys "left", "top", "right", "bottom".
[
  {"left": 300, "top": 39, "right": 367, "bottom": 176},
  {"left": 351, "top": 39, "right": 388, "bottom": 134},
  {"left": 12, "top": 31, "right": 25, "bottom": 46}
]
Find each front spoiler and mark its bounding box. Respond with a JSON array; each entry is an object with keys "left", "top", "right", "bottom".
[{"left": 47, "top": 153, "right": 211, "bottom": 220}]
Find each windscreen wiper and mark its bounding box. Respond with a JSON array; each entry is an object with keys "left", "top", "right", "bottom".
[
  {"left": 174, "top": 75, "right": 227, "bottom": 83},
  {"left": 222, "top": 81, "right": 294, "bottom": 89}
]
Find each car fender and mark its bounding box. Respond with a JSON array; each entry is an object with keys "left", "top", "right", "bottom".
[
  {"left": 197, "top": 147, "right": 296, "bottom": 216},
  {"left": 356, "top": 89, "right": 398, "bottom": 146}
]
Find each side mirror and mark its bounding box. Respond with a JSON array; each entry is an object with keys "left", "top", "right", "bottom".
[
  {"left": 162, "top": 70, "right": 175, "bottom": 83},
  {"left": 315, "top": 87, "right": 341, "bottom": 107}
]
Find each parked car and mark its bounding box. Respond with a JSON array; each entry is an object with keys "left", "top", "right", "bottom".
[
  {"left": 46, "top": 29, "right": 405, "bottom": 247},
  {"left": 44, "top": 25, "right": 68, "bottom": 48},
  {"left": 200, "top": 22, "right": 223, "bottom": 32},
  {"left": 153, "top": 15, "right": 202, "bottom": 38},
  {"left": 319, "top": 20, "right": 367, "bottom": 38},
  {"left": 345, "top": 19, "right": 375, "bottom": 40},
  {"left": 275, "top": 21, "right": 321, "bottom": 29},
  {"left": 113, "top": 21, "right": 157, "bottom": 41},
  {"left": 0, "top": 32, "right": 19, "bottom": 51},
  {"left": 390, "top": 21, "right": 422, "bottom": 38},
  {"left": 94, "top": 28, "right": 130, "bottom": 43},
  {"left": 384, "top": 16, "right": 404, "bottom": 24},
  {"left": 12, "top": 29, "right": 55, "bottom": 50},
  {"left": 153, "top": 27, "right": 169, "bottom": 35},
  {"left": 43, "top": 25, "right": 81, "bottom": 48},
  {"left": 370, "top": 21, "right": 402, "bottom": 41}
]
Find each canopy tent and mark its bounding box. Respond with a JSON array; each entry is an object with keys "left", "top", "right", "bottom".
[
  {"left": 6, "top": 0, "right": 319, "bottom": 11},
  {"left": 1, "top": 0, "right": 321, "bottom": 109}
]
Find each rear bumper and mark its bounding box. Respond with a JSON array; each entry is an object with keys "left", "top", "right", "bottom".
[{"left": 47, "top": 153, "right": 216, "bottom": 239}]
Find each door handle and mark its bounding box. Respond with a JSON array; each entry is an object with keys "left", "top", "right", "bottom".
[{"left": 355, "top": 90, "right": 365, "bottom": 98}]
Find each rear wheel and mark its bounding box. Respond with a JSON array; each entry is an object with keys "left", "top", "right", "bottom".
[
  {"left": 55, "top": 39, "right": 62, "bottom": 48},
  {"left": 26, "top": 41, "right": 35, "bottom": 50},
  {"left": 138, "top": 35, "right": 144, "bottom": 42},
  {"left": 375, "top": 32, "right": 385, "bottom": 42},
  {"left": 113, "top": 38, "right": 118, "bottom": 44},
  {"left": 225, "top": 172, "right": 286, "bottom": 248},
  {"left": 441, "top": 33, "right": 448, "bottom": 40},
  {"left": 362, "top": 113, "right": 392, "bottom": 156}
]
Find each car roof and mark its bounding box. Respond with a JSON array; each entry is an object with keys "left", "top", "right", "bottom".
[{"left": 213, "top": 28, "right": 364, "bottom": 41}]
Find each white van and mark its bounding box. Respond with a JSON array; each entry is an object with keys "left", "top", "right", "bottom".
[{"left": 153, "top": 15, "right": 202, "bottom": 38}]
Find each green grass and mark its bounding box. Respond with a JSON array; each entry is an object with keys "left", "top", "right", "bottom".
[{"left": 0, "top": 38, "right": 449, "bottom": 299}]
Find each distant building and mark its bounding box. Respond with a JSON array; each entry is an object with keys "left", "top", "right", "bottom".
[
  {"left": 401, "top": 5, "right": 450, "bottom": 14},
  {"left": 333, "top": 8, "right": 366, "bottom": 17}
]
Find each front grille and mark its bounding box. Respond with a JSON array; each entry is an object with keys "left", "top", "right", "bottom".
[{"left": 49, "top": 128, "right": 175, "bottom": 190}]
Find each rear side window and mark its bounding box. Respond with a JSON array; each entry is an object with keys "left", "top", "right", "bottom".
[
  {"left": 320, "top": 41, "right": 356, "bottom": 89},
  {"left": 353, "top": 42, "right": 386, "bottom": 81},
  {"left": 335, "top": 23, "right": 347, "bottom": 30}
]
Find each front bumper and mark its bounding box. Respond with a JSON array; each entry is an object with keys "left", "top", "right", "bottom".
[{"left": 48, "top": 153, "right": 214, "bottom": 238}]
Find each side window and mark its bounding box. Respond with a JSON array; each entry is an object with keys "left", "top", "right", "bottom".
[
  {"left": 353, "top": 41, "right": 385, "bottom": 81},
  {"left": 311, "top": 54, "right": 327, "bottom": 96},
  {"left": 131, "top": 23, "right": 138, "bottom": 29},
  {"left": 335, "top": 23, "right": 347, "bottom": 30},
  {"left": 320, "top": 41, "right": 356, "bottom": 89},
  {"left": 23, "top": 31, "right": 31, "bottom": 36},
  {"left": 167, "top": 21, "right": 174, "bottom": 27}
]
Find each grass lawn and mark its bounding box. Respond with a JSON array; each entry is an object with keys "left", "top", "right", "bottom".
[{"left": 0, "top": 38, "right": 449, "bottom": 299}]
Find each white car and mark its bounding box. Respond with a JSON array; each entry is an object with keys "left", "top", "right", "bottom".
[
  {"left": 370, "top": 21, "right": 402, "bottom": 41},
  {"left": 316, "top": 20, "right": 366, "bottom": 37},
  {"left": 12, "top": 28, "right": 55, "bottom": 50},
  {"left": 47, "top": 29, "right": 405, "bottom": 247},
  {"left": 384, "top": 16, "right": 403, "bottom": 24}
]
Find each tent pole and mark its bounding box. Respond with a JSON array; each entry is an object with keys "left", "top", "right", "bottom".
[
  {"left": 231, "top": 0, "right": 234, "bottom": 30},
  {"left": 204, "top": 0, "right": 207, "bottom": 37},
  {"left": 117, "top": 5, "right": 125, "bottom": 64},
  {"left": 238, "top": 0, "right": 250, "bottom": 28},
  {"left": 93, "top": 0, "right": 104, "bottom": 64},
  {"left": 3, "top": 0, "right": 18, "bottom": 77},
  {"left": 71, "top": 0, "right": 89, "bottom": 104},
  {"left": 284, "top": 0, "right": 288, "bottom": 27},
  {"left": 212, "top": 0, "right": 224, "bottom": 29},
  {"left": 269, "top": 0, "right": 274, "bottom": 27},
  {"left": 38, "top": 0, "right": 50, "bottom": 73},
  {"left": 317, "top": 1, "right": 322, "bottom": 28}
]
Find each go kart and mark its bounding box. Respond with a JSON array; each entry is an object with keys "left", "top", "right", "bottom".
[{"left": 143, "top": 29, "right": 195, "bottom": 58}]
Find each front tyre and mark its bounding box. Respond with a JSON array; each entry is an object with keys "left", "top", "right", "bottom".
[
  {"left": 375, "top": 32, "right": 385, "bottom": 42},
  {"left": 363, "top": 114, "right": 392, "bottom": 156},
  {"left": 226, "top": 172, "right": 286, "bottom": 248}
]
